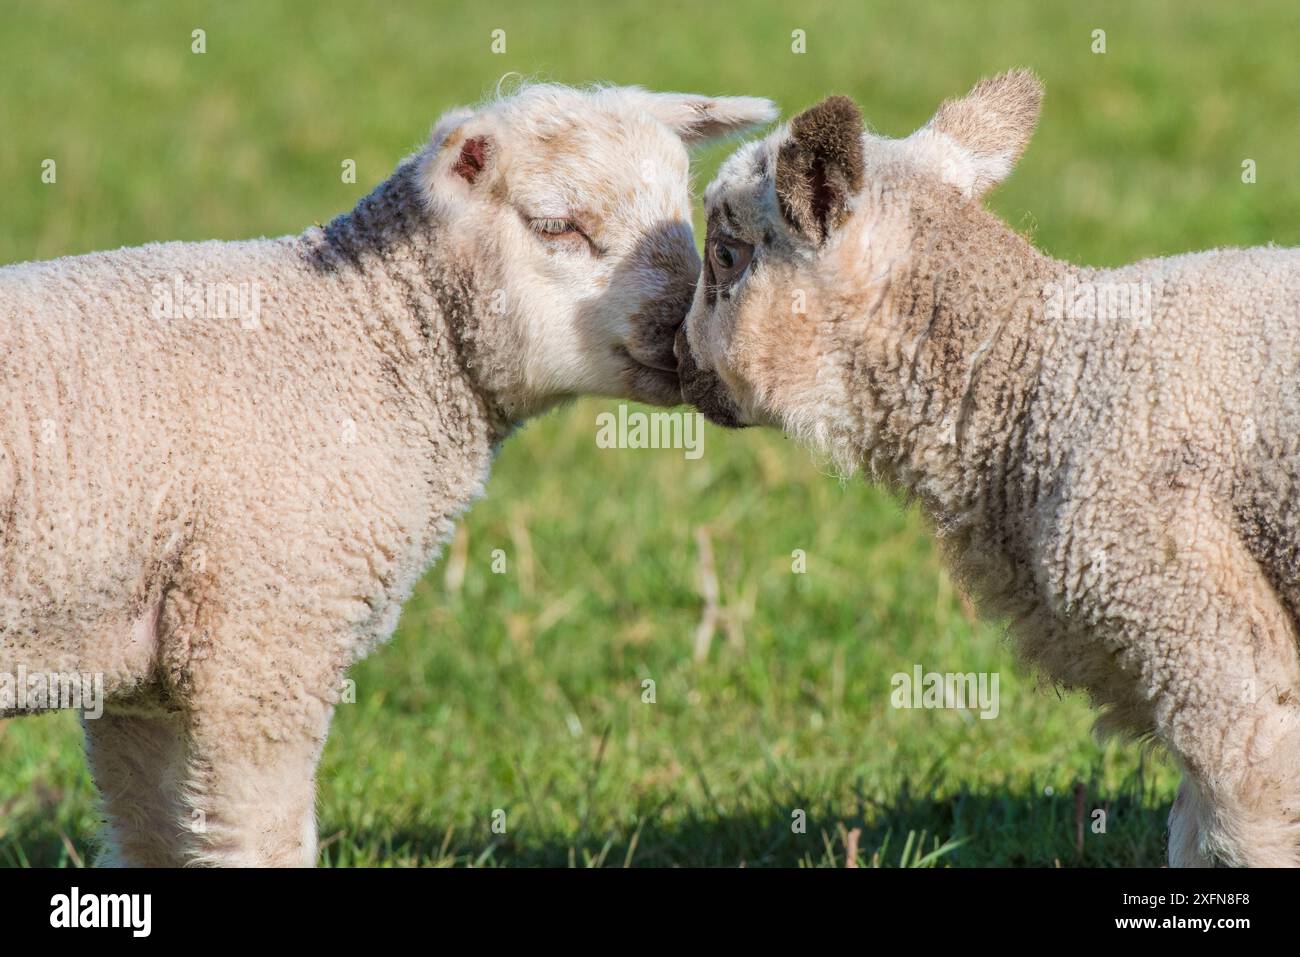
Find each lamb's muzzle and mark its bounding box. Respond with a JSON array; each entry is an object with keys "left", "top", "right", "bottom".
[{"left": 675, "top": 324, "right": 747, "bottom": 428}]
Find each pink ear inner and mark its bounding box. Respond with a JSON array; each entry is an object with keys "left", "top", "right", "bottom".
[{"left": 453, "top": 136, "right": 490, "bottom": 184}]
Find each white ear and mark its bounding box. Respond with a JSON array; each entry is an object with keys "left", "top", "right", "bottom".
[
  {"left": 417, "top": 107, "right": 499, "bottom": 213},
  {"left": 624, "top": 89, "right": 778, "bottom": 144},
  {"left": 906, "top": 69, "right": 1043, "bottom": 198}
]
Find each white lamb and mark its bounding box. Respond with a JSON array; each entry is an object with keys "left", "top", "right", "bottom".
[
  {"left": 0, "top": 83, "right": 775, "bottom": 866},
  {"left": 679, "top": 71, "right": 1300, "bottom": 866}
]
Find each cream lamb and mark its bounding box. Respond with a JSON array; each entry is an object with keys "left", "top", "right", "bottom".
[
  {"left": 678, "top": 71, "right": 1300, "bottom": 866},
  {"left": 0, "top": 83, "right": 775, "bottom": 866}
]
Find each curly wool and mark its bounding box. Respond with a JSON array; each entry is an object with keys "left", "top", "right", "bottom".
[
  {"left": 1, "top": 78, "right": 778, "bottom": 866},
  {"left": 0, "top": 158, "right": 503, "bottom": 862},
  {"left": 684, "top": 72, "right": 1300, "bottom": 867}
]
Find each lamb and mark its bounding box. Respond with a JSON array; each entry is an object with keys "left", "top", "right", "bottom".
[
  {"left": 0, "top": 82, "right": 775, "bottom": 866},
  {"left": 677, "top": 71, "right": 1300, "bottom": 867}
]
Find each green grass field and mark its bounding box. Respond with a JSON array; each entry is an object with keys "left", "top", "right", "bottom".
[{"left": 3, "top": 0, "right": 1298, "bottom": 867}]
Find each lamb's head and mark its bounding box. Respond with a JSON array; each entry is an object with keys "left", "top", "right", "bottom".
[
  {"left": 419, "top": 83, "right": 776, "bottom": 418},
  {"left": 677, "top": 71, "right": 1043, "bottom": 441}
]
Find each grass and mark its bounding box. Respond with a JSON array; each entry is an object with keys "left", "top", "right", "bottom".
[{"left": 3, "top": 0, "right": 1297, "bottom": 867}]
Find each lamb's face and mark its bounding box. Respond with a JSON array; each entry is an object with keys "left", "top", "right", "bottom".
[
  {"left": 420, "top": 85, "right": 775, "bottom": 415},
  {"left": 678, "top": 71, "right": 1043, "bottom": 433}
]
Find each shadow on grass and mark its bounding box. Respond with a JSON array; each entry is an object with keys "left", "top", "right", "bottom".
[
  {"left": 1, "top": 769, "right": 1171, "bottom": 868},
  {"left": 319, "top": 772, "right": 1173, "bottom": 868}
]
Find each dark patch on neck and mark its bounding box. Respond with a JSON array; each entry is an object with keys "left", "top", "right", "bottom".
[
  {"left": 303, "top": 160, "right": 432, "bottom": 275},
  {"left": 298, "top": 160, "right": 514, "bottom": 440}
]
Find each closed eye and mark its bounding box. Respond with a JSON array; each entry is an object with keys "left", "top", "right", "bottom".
[
  {"left": 526, "top": 215, "right": 600, "bottom": 255},
  {"left": 530, "top": 217, "right": 579, "bottom": 237}
]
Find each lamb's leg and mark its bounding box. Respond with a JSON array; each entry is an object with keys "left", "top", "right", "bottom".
[
  {"left": 85, "top": 693, "right": 332, "bottom": 867},
  {"left": 1087, "top": 516, "right": 1300, "bottom": 867},
  {"left": 83, "top": 710, "right": 189, "bottom": 866},
  {"left": 162, "top": 644, "right": 337, "bottom": 868},
  {"left": 138, "top": 610, "right": 338, "bottom": 865},
  {"left": 1169, "top": 650, "right": 1300, "bottom": 868},
  {"left": 1166, "top": 575, "right": 1300, "bottom": 867},
  {"left": 174, "top": 705, "right": 330, "bottom": 868}
]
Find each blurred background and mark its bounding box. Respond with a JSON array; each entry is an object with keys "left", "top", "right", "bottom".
[{"left": 2, "top": 0, "right": 1298, "bottom": 866}]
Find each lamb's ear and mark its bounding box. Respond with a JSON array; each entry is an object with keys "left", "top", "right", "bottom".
[
  {"left": 910, "top": 69, "right": 1043, "bottom": 198},
  {"left": 630, "top": 91, "right": 778, "bottom": 144},
  {"left": 418, "top": 108, "right": 499, "bottom": 207},
  {"left": 774, "top": 95, "right": 865, "bottom": 245}
]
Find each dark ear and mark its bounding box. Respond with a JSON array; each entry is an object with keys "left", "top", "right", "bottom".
[
  {"left": 452, "top": 135, "right": 492, "bottom": 185},
  {"left": 775, "top": 96, "right": 865, "bottom": 244}
]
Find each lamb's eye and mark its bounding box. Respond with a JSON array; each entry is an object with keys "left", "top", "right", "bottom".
[
  {"left": 526, "top": 215, "right": 600, "bottom": 255},
  {"left": 530, "top": 217, "right": 579, "bottom": 237},
  {"left": 708, "top": 235, "right": 754, "bottom": 284}
]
